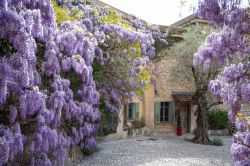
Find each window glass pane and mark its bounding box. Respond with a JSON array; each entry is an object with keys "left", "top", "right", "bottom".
[
  {"left": 165, "top": 115, "right": 168, "bottom": 122},
  {"left": 127, "top": 103, "right": 139, "bottom": 120},
  {"left": 129, "top": 103, "right": 133, "bottom": 119},
  {"left": 160, "top": 106, "right": 164, "bottom": 122},
  {"left": 158, "top": 102, "right": 169, "bottom": 122},
  {"left": 165, "top": 102, "right": 169, "bottom": 122},
  {"left": 160, "top": 116, "right": 163, "bottom": 122}
]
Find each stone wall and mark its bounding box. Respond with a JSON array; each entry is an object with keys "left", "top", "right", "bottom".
[
  {"left": 208, "top": 129, "right": 229, "bottom": 136},
  {"left": 142, "top": 52, "right": 196, "bottom": 134},
  {"left": 153, "top": 55, "right": 195, "bottom": 98},
  {"left": 129, "top": 127, "right": 146, "bottom": 137}
]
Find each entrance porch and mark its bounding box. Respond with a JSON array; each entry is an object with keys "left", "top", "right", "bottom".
[{"left": 172, "top": 90, "right": 196, "bottom": 133}]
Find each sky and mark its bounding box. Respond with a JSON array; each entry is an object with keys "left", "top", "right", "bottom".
[{"left": 99, "top": 0, "right": 198, "bottom": 26}]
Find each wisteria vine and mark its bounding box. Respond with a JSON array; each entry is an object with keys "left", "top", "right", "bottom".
[
  {"left": 0, "top": 0, "right": 165, "bottom": 165},
  {"left": 195, "top": 0, "right": 250, "bottom": 165},
  {"left": 56, "top": 0, "right": 166, "bottom": 114}
]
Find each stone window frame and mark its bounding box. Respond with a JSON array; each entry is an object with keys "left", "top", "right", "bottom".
[
  {"left": 155, "top": 102, "right": 169, "bottom": 124},
  {"left": 125, "top": 102, "right": 139, "bottom": 121},
  {"left": 155, "top": 101, "right": 175, "bottom": 124}
]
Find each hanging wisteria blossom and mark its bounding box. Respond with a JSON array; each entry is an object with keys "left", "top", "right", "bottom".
[
  {"left": 0, "top": 0, "right": 166, "bottom": 165},
  {"left": 196, "top": 0, "right": 250, "bottom": 165}
]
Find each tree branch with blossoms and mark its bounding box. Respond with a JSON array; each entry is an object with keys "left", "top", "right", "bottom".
[{"left": 196, "top": 0, "right": 250, "bottom": 164}]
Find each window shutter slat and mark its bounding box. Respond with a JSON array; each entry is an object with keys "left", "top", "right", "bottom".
[
  {"left": 154, "top": 102, "right": 160, "bottom": 123},
  {"left": 135, "top": 103, "right": 139, "bottom": 120},
  {"left": 132, "top": 103, "right": 136, "bottom": 120},
  {"left": 169, "top": 102, "right": 175, "bottom": 123}
]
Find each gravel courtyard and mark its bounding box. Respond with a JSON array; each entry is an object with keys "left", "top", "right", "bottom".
[{"left": 79, "top": 135, "right": 233, "bottom": 166}]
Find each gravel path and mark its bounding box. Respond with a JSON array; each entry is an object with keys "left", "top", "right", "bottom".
[{"left": 78, "top": 135, "right": 233, "bottom": 166}]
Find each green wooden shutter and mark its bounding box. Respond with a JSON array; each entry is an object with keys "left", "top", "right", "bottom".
[
  {"left": 169, "top": 102, "right": 175, "bottom": 123},
  {"left": 131, "top": 103, "right": 134, "bottom": 120},
  {"left": 131, "top": 103, "right": 136, "bottom": 120},
  {"left": 135, "top": 103, "right": 139, "bottom": 120},
  {"left": 125, "top": 104, "right": 129, "bottom": 119},
  {"left": 154, "top": 102, "right": 161, "bottom": 123}
]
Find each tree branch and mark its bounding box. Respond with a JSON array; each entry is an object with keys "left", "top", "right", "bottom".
[
  {"left": 233, "top": 135, "right": 250, "bottom": 149},
  {"left": 207, "top": 101, "right": 223, "bottom": 110},
  {"left": 206, "top": 68, "right": 212, "bottom": 83}
]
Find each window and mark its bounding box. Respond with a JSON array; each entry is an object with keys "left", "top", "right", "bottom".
[
  {"left": 155, "top": 102, "right": 175, "bottom": 123},
  {"left": 160, "top": 102, "right": 169, "bottom": 122},
  {"left": 125, "top": 103, "right": 139, "bottom": 120},
  {"left": 128, "top": 103, "right": 133, "bottom": 119}
]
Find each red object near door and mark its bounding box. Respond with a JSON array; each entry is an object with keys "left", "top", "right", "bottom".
[{"left": 177, "top": 127, "right": 182, "bottom": 136}]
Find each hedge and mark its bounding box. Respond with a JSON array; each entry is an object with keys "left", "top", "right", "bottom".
[{"left": 208, "top": 109, "right": 228, "bottom": 130}]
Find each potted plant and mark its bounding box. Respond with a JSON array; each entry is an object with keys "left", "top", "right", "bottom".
[{"left": 176, "top": 109, "right": 182, "bottom": 136}]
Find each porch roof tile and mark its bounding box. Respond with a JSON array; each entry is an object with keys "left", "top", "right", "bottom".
[{"left": 172, "top": 90, "right": 195, "bottom": 102}]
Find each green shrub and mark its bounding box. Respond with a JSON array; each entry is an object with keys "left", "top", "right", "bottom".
[
  {"left": 131, "top": 120, "right": 145, "bottom": 129},
  {"left": 98, "top": 126, "right": 111, "bottom": 136},
  {"left": 98, "top": 107, "right": 118, "bottom": 136},
  {"left": 82, "top": 148, "right": 99, "bottom": 156},
  {"left": 208, "top": 109, "right": 228, "bottom": 130},
  {"left": 212, "top": 138, "right": 223, "bottom": 146}
]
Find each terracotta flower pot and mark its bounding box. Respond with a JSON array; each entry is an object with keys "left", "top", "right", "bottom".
[{"left": 177, "top": 127, "right": 182, "bottom": 136}]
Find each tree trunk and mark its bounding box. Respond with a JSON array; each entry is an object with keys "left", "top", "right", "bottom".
[{"left": 192, "top": 94, "right": 211, "bottom": 144}]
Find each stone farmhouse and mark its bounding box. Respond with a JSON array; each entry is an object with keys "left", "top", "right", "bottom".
[
  {"left": 123, "top": 15, "right": 209, "bottom": 136},
  {"left": 90, "top": 0, "right": 213, "bottom": 139}
]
